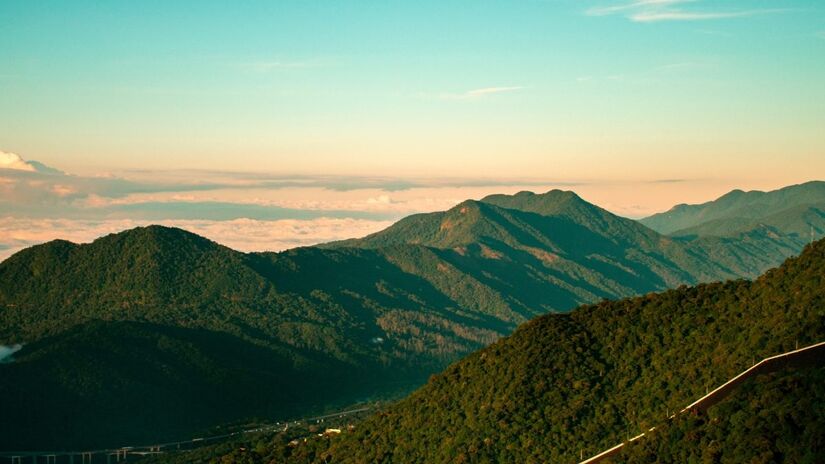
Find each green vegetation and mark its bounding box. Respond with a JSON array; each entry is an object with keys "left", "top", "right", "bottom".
[
  {"left": 640, "top": 180, "right": 825, "bottom": 240},
  {"left": 0, "top": 189, "right": 820, "bottom": 450},
  {"left": 254, "top": 238, "right": 825, "bottom": 463},
  {"left": 617, "top": 366, "right": 825, "bottom": 463}
]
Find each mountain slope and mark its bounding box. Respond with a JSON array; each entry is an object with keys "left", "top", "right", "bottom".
[
  {"left": 640, "top": 181, "right": 825, "bottom": 238},
  {"left": 1, "top": 189, "right": 819, "bottom": 450},
  {"left": 0, "top": 227, "right": 510, "bottom": 449},
  {"left": 268, "top": 238, "right": 825, "bottom": 464},
  {"left": 617, "top": 366, "right": 825, "bottom": 463},
  {"left": 333, "top": 190, "right": 794, "bottom": 290},
  {"left": 0, "top": 321, "right": 369, "bottom": 450}
]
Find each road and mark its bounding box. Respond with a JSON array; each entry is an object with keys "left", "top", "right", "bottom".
[{"left": 578, "top": 340, "right": 825, "bottom": 464}]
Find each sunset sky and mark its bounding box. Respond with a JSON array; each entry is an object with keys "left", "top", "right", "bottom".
[{"left": 1, "top": 0, "right": 824, "bottom": 259}]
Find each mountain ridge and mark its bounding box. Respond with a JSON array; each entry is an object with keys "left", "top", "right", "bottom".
[
  {"left": 262, "top": 238, "right": 825, "bottom": 463},
  {"left": 1, "top": 188, "right": 822, "bottom": 450}
]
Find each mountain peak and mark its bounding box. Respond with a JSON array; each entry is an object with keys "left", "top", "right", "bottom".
[{"left": 481, "top": 189, "right": 589, "bottom": 216}]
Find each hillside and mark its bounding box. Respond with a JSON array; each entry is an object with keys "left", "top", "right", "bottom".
[
  {"left": 0, "top": 321, "right": 372, "bottom": 449},
  {"left": 0, "top": 227, "right": 505, "bottom": 449},
  {"left": 640, "top": 181, "right": 825, "bottom": 239},
  {"left": 259, "top": 238, "right": 825, "bottom": 464},
  {"left": 333, "top": 190, "right": 793, "bottom": 292},
  {"left": 0, "top": 189, "right": 818, "bottom": 450},
  {"left": 615, "top": 366, "right": 825, "bottom": 463}
]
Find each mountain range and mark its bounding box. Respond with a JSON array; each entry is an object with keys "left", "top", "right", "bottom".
[
  {"left": 1, "top": 185, "right": 823, "bottom": 450},
  {"left": 251, "top": 237, "right": 825, "bottom": 463},
  {"left": 641, "top": 180, "right": 825, "bottom": 240}
]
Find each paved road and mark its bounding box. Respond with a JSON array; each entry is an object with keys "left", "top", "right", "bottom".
[{"left": 578, "top": 340, "right": 825, "bottom": 464}]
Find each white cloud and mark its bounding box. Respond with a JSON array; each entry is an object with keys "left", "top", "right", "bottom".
[
  {"left": 631, "top": 9, "right": 785, "bottom": 22},
  {"left": 0, "top": 151, "right": 36, "bottom": 172},
  {"left": 587, "top": 0, "right": 787, "bottom": 23},
  {"left": 366, "top": 195, "right": 393, "bottom": 205},
  {"left": 423, "top": 86, "right": 524, "bottom": 101},
  {"left": 464, "top": 87, "right": 524, "bottom": 98},
  {"left": 587, "top": 0, "right": 693, "bottom": 16},
  {"left": 0, "top": 217, "right": 395, "bottom": 262}
]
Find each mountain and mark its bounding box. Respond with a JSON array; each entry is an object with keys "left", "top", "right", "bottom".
[
  {"left": 0, "top": 189, "right": 817, "bottom": 450},
  {"left": 262, "top": 238, "right": 825, "bottom": 463},
  {"left": 332, "top": 190, "right": 798, "bottom": 294},
  {"left": 640, "top": 181, "right": 825, "bottom": 239},
  {"left": 617, "top": 366, "right": 825, "bottom": 463},
  {"left": 0, "top": 226, "right": 497, "bottom": 449}
]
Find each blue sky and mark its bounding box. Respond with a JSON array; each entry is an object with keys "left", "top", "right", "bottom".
[
  {"left": 2, "top": 0, "right": 823, "bottom": 175},
  {"left": 0, "top": 0, "right": 824, "bottom": 257}
]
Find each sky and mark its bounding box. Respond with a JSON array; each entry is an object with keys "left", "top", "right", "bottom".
[{"left": 1, "top": 0, "right": 824, "bottom": 259}]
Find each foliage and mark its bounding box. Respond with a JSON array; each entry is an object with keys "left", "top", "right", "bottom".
[
  {"left": 258, "top": 238, "right": 825, "bottom": 463},
  {"left": 618, "top": 366, "right": 825, "bottom": 463},
  {"left": 0, "top": 190, "right": 819, "bottom": 450}
]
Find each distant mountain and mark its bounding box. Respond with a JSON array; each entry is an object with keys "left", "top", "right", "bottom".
[
  {"left": 266, "top": 239, "right": 825, "bottom": 464},
  {"left": 333, "top": 190, "right": 796, "bottom": 290},
  {"left": 640, "top": 181, "right": 825, "bottom": 239},
  {"left": 0, "top": 189, "right": 817, "bottom": 450}
]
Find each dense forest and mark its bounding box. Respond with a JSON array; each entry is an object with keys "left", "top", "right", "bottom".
[
  {"left": 617, "top": 366, "right": 825, "bottom": 463},
  {"left": 230, "top": 238, "right": 825, "bottom": 463},
  {"left": 0, "top": 189, "right": 821, "bottom": 450}
]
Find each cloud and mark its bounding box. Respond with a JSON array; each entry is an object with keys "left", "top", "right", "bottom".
[
  {"left": 0, "top": 151, "right": 36, "bottom": 172},
  {"left": 587, "top": 0, "right": 788, "bottom": 22},
  {"left": 587, "top": 0, "right": 693, "bottom": 16},
  {"left": 0, "top": 217, "right": 395, "bottom": 262},
  {"left": 0, "top": 151, "right": 63, "bottom": 174},
  {"left": 631, "top": 9, "right": 785, "bottom": 22}
]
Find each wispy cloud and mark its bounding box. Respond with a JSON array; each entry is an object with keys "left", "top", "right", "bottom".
[
  {"left": 587, "top": 0, "right": 693, "bottom": 16},
  {"left": 423, "top": 86, "right": 524, "bottom": 101},
  {"left": 587, "top": 0, "right": 788, "bottom": 23}
]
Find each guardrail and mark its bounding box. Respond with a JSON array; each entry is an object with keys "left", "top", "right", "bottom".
[{"left": 578, "top": 340, "right": 825, "bottom": 464}]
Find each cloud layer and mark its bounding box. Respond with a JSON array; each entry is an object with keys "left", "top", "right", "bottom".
[
  {"left": 0, "top": 217, "right": 395, "bottom": 262},
  {"left": 0, "top": 152, "right": 753, "bottom": 261}
]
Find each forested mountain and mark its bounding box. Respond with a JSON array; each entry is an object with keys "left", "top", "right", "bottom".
[
  {"left": 0, "top": 189, "right": 818, "bottom": 450},
  {"left": 616, "top": 366, "right": 825, "bottom": 463},
  {"left": 258, "top": 238, "right": 825, "bottom": 464},
  {"left": 640, "top": 180, "right": 825, "bottom": 239}
]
